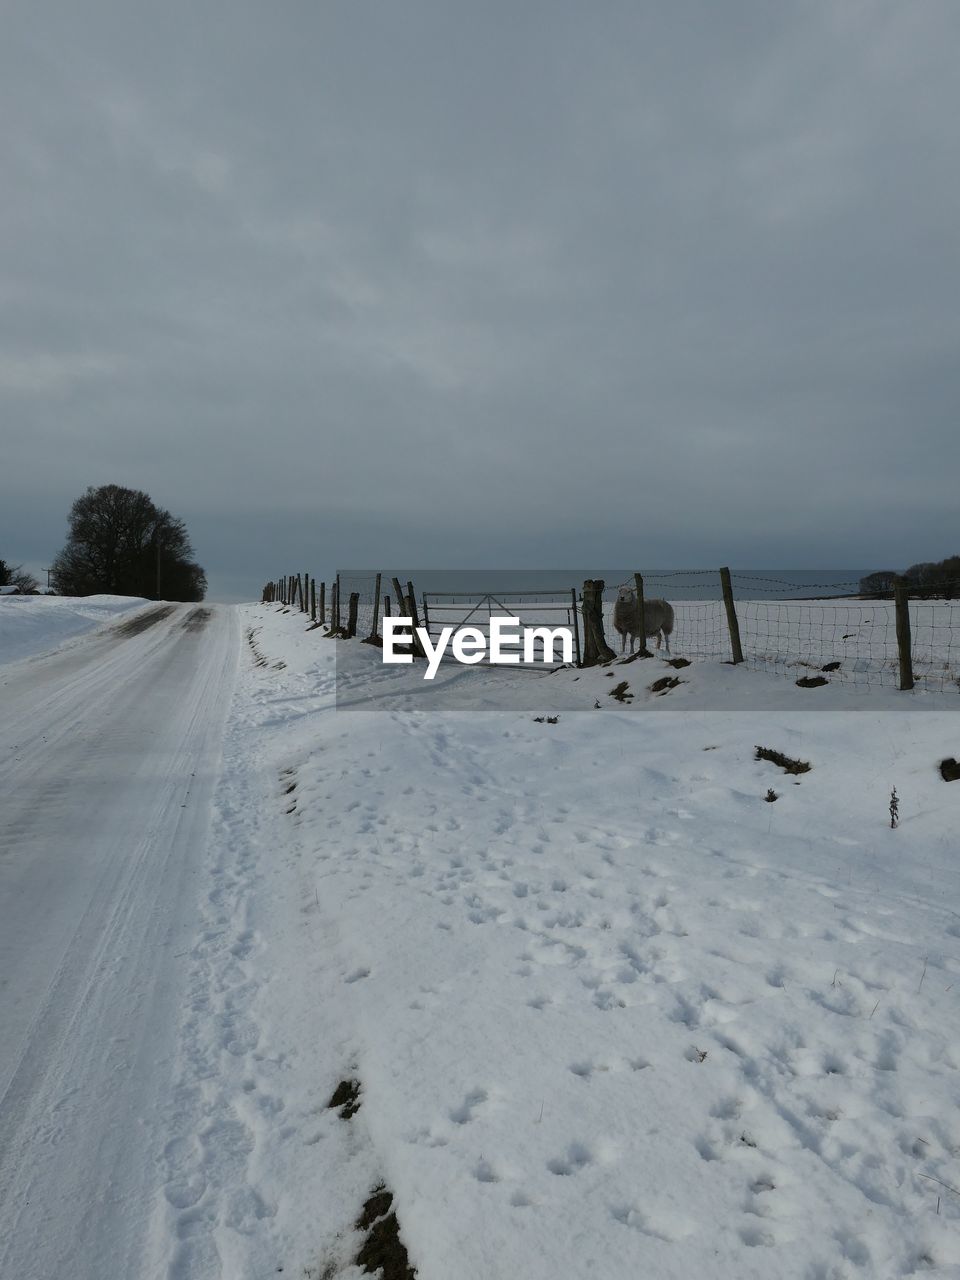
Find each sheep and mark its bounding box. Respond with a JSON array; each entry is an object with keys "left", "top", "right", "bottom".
[{"left": 613, "top": 586, "right": 675, "bottom": 655}]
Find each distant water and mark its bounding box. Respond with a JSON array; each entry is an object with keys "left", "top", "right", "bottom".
[{"left": 345, "top": 569, "right": 871, "bottom": 602}]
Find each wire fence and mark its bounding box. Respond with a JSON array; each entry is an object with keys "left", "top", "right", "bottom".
[
  {"left": 737, "top": 598, "right": 960, "bottom": 692},
  {"left": 261, "top": 570, "right": 960, "bottom": 695}
]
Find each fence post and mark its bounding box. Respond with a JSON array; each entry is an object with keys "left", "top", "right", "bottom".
[
  {"left": 719, "top": 567, "right": 744, "bottom": 664},
  {"left": 332, "top": 581, "right": 340, "bottom": 633},
  {"left": 347, "top": 592, "right": 359, "bottom": 638},
  {"left": 634, "top": 572, "right": 650, "bottom": 658},
  {"left": 390, "top": 579, "right": 420, "bottom": 655},
  {"left": 303, "top": 571, "right": 309, "bottom": 612},
  {"left": 581, "top": 579, "right": 615, "bottom": 666},
  {"left": 310, "top": 577, "right": 317, "bottom": 622},
  {"left": 407, "top": 580, "right": 427, "bottom": 658},
  {"left": 368, "top": 572, "right": 382, "bottom": 640},
  {"left": 570, "top": 587, "right": 582, "bottom": 667},
  {"left": 319, "top": 581, "right": 326, "bottom": 625},
  {"left": 894, "top": 577, "right": 914, "bottom": 691},
  {"left": 422, "top": 596, "right": 435, "bottom": 645}
]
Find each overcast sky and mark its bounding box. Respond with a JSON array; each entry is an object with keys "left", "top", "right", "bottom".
[{"left": 2, "top": 1, "right": 958, "bottom": 601}]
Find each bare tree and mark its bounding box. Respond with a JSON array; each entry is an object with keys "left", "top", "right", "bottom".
[{"left": 51, "top": 485, "right": 206, "bottom": 601}]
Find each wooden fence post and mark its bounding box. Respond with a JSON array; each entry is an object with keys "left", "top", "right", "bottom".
[
  {"left": 319, "top": 581, "right": 326, "bottom": 625},
  {"left": 389, "top": 578, "right": 421, "bottom": 656},
  {"left": 406, "top": 580, "right": 427, "bottom": 658},
  {"left": 570, "top": 587, "right": 582, "bottom": 667},
  {"left": 347, "top": 592, "right": 359, "bottom": 638},
  {"left": 310, "top": 577, "right": 316, "bottom": 622},
  {"left": 719, "top": 567, "right": 744, "bottom": 664},
  {"left": 581, "top": 579, "right": 615, "bottom": 666},
  {"left": 332, "top": 581, "right": 340, "bottom": 633},
  {"left": 369, "top": 572, "right": 382, "bottom": 640},
  {"left": 634, "top": 572, "right": 650, "bottom": 658},
  {"left": 894, "top": 577, "right": 914, "bottom": 691}
]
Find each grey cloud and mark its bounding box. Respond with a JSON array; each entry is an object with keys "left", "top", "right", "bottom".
[{"left": 2, "top": 0, "right": 958, "bottom": 599}]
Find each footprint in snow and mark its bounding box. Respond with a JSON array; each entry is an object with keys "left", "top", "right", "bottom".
[
  {"left": 450, "top": 1088, "right": 488, "bottom": 1125},
  {"left": 547, "top": 1143, "right": 593, "bottom": 1176}
]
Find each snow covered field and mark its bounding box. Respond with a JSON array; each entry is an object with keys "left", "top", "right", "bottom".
[
  {"left": 2, "top": 599, "right": 960, "bottom": 1279},
  {"left": 167, "top": 605, "right": 960, "bottom": 1279},
  {"left": 0, "top": 591, "right": 151, "bottom": 667}
]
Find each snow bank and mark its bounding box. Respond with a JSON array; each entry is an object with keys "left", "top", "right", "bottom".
[
  {"left": 169, "top": 603, "right": 960, "bottom": 1280},
  {"left": 0, "top": 593, "right": 151, "bottom": 667}
]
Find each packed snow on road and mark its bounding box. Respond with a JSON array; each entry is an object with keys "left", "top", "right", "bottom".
[{"left": 2, "top": 596, "right": 960, "bottom": 1280}]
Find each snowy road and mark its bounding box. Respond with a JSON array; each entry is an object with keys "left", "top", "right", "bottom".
[{"left": 0, "top": 604, "right": 239, "bottom": 1280}]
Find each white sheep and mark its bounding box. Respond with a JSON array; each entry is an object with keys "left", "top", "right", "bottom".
[{"left": 613, "top": 586, "right": 675, "bottom": 655}]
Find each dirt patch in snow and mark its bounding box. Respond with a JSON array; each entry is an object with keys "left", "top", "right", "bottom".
[
  {"left": 246, "top": 626, "right": 286, "bottom": 670},
  {"left": 649, "top": 676, "right": 682, "bottom": 695},
  {"left": 755, "top": 745, "right": 811, "bottom": 775},
  {"left": 328, "top": 1078, "right": 362, "bottom": 1119},
  {"left": 355, "top": 1186, "right": 416, "bottom": 1279}
]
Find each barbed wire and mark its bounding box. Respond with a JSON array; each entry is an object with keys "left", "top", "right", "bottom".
[{"left": 731, "top": 574, "right": 863, "bottom": 591}]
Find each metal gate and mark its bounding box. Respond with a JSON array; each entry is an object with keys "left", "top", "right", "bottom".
[{"left": 419, "top": 589, "right": 581, "bottom": 668}]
